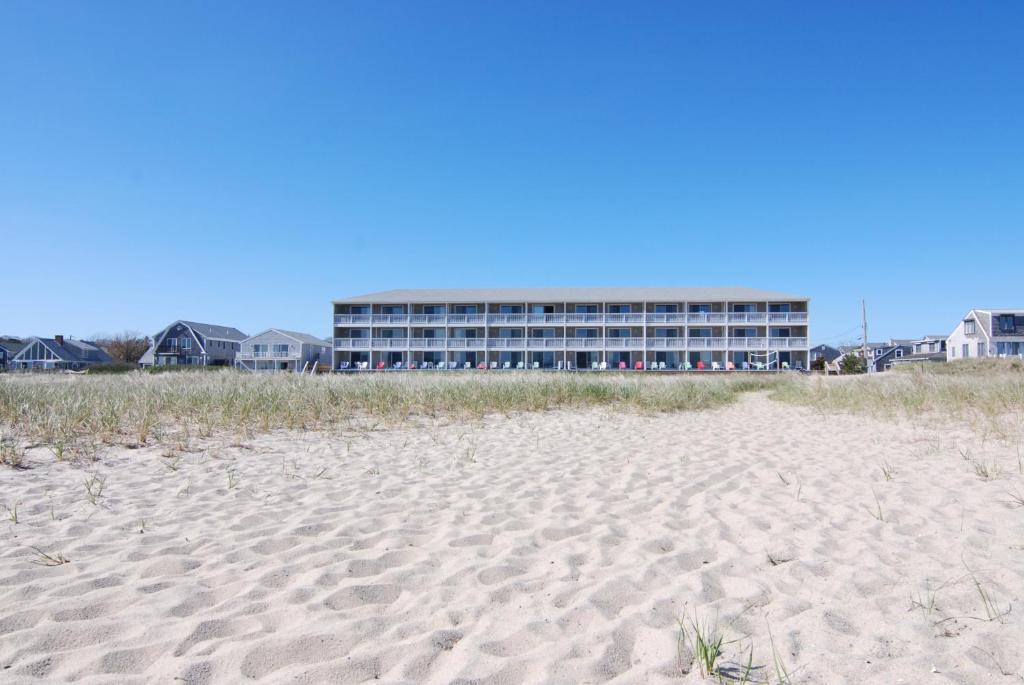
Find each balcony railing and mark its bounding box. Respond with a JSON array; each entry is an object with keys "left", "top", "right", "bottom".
[
  {"left": 334, "top": 312, "right": 808, "bottom": 327},
  {"left": 334, "top": 314, "right": 372, "bottom": 325},
  {"left": 446, "top": 314, "right": 487, "bottom": 324},
  {"left": 245, "top": 349, "right": 295, "bottom": 358},
  {"left": 333, "top": 336, "right": 810, "bottom": 350}
]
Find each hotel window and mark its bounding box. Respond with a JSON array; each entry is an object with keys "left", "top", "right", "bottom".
[
  {"left": 575, "top": 328, "right": 598, "bottom": 338},
  {"left": 531, "top": 328, "right": 555, "bottom": 338},
  {"left": 732, "top": 328, "right": 756, "bottom": 338},
  {"left": 654, "top": 304, "right": 678, "bottom": 313},
  {"left": 453, "top": 305, "right": 478, "bottom": 314},
  {"left": 607, "top": 304, "right": 631, "bottom": 313},
  {"left": 654, "top": 328, "right": 678, "bottom": 338},
  {"left": 499, "top": 305, "right": 523, "bottom": 314},
  {"left": 351, "top": 306, "right": 370, "bottom": 315},
  {"left": 607, "top": 328, "right": 630, "bottom": 338},
  {"left": 381, "top": 305, "right": 404, "bottom": 315},
  {"left": 689, "top": 328, "right": 711, "bottom": 338},
  {"left": 731, "top": 303, "right": 756, "bottom": 313},
  {"left": 963, "top": 320, "right": 976, "bottom": 335},
  {"left": 422, "top": 305, "right": 445, "bottom": 315},
  {"left": 498, "top": 328, "right": 523, "bottom": 338},
  {"left": 574, "top": 304, "right": 598, "bottom": 314},
  {"left": 530, "top": 304, "right": 555, "bottom": 314},
  {"left": 768, "top": 303, "right": 792, "bottom": 313},
  {"left": 689, "top": 303, "right": 711, "bottom": 313}
]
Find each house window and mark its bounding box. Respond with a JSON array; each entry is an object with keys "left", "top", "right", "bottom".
[
  {"left": 895, "top": 349, "right": 903, "bottom": 358},
  {"left": 963, "top": 320, "right": 976, "bottom": 335},
  {"left": 253, "top": 344, "right": 267, "bottom": 357},
  {"left": 962, "top": 343, "right": 969, "bottom": 358},
  {"left": 998, "top": 315, "right": 1016, "bottom": 333},
  {"left": 165, "top": 337, "right": 177, "bottom": 348},
  {"left": 978, "top": 342, "right": 986, "bottom": 357},
  {"left": 182, "top": 338, "right": 192, "bottom": 350},
  {"left": 273, "top": 344, "right": 290, "bottom": 356}
]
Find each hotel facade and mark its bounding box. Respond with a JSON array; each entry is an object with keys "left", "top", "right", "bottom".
[{"left": 332, "top": 287, "right": 809, "bottom": 370}]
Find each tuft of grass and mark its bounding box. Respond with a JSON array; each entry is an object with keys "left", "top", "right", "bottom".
[
  {"left": 766, "top": 619, "right": 793, "bottom": 685},
  {"left": 84, "top": 473, "right": 105, "bottom": 505},
  {"left": 29, "top": 546, "right": 70, "bottom": 566},
  {"left": 867, "top": 488, "right": 885, "bottom": 522},
  {"left": 964, "top": 562, "right": 1012, "bottom": 623},
  {"left": 679, "top": 610, "right": 726, "bottom": 678},
  {"left": 2, "top": 501, "right": 19, "bottom": 524},
  {"left": 226, "top": 468, "right": 240, "bottom": 490},
  {"left": 880, "top": 462, "right": 896, "bottom": 481},
  {"left": 971, "top": 459, "right": 1002, "bottom": 481}
]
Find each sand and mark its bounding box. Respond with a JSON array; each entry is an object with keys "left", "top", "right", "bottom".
[{"left": 1, "top": 393, "right": 1022, "bottom": 683}]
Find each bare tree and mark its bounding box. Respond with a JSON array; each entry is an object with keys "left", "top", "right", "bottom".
[{"left": 94, "top": 332, "right": 151, "bottom": 364}]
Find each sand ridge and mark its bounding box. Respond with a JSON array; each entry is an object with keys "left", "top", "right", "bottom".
[{"left": 1, "top": 394, "right": 1022, "bottom": 683}]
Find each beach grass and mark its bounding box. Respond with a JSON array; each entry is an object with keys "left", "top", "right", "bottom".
[
  {"left": 770, "top": 359, "right": 1024, "bottom": 429},
  {"left": 0, "top": 370, "right": 784, "bottom": 452}
]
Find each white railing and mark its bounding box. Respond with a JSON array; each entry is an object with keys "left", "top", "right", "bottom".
[
  {"left": 527, "top": 313, "right": 566, "bottom": 324},
  {"left": 565, "top": 338, "right": 604, "bottom": 348},
  {"left": 408, "top": 338, "right": 447, "bottom": 349},
  {"left": 526, "top": 337, "right": 565, "bottom": 348},
  {"left": 727, "top": 312, "right": 768, "bottom": 323},
  {"left": 447, "top": 338, "right": 485, "bottom": 348},
  {"left": 565, "top": 313, "right": 603, "bottom": 323},
  {"left": 688, "top": 337, "right": 726, "bottom": 349},
  {"left": 410, "top": 314, "right": 448, "bottom": 325},
  {"left": 686, "top": 313, "right": 727, "bottom": 324},
  {"left": 605, "top": 313, "right": 645, "bottom": 324},
  {"left": 728, "top": 337, "right": 767, "bottom": 349},
  {"left": 768, "top": 312, "right": 808, "bottom": 323},
  {"left": 487, "top": 338, "right": 527, "bottom": 348},
  {"left": 647, "top": 338, "right": 687, "bottom": 348},
  {"left": 487, "top": 314, "right": 527, "bottom": 324},
  {"left": 247, "top": 349, "right": 294, "bottom": 358},
  {"left": 334, "top": 314, "right": 372, "bottom": 325},
  {"left": 604, "top": 337, "right": 646, "bottom": 349},
  {"left": 333, "top": 338, "right": 371, "bottom": 349},
  {"left": 645, "top": 313, "right": 687, "bottom": 323},
  {"left": 371, "top": 338, "right": 409, "bottom": 348},
  {"left": 372, "top": 314, "right": 409, "bottom": 325},
  {"left": 446, "top": 314, "right": 487, "bottom": 324}
]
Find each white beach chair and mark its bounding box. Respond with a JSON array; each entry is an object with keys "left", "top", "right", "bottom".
[
  {"left": 592, "top": 361, "right": 599, "bottom": 370},
  {"left": 490, "top": 361, "right": 498, "bottom": 369},
  {"left": 566, "top": 361, "right": 574, "bottom": 371},
  {"left": 711, "top": 361, "right": 721, "bottom": 371},
  {"left": 533, "top": 361, "right": 540, "bottom": 369},
  {"left": 516, "top": 361, "right": 524, "bottom": 369},
  {"left": 659, "top": 361, "right": 666, "bottom": 370},
  {"left": 599, "top": 361, "right": 607, "bottom": 370},
  {"left": 503, "top": 361, "right": 511, "bottom": 369},
  {"left": 557, "top": 360, "right": 564, "bottom": 370},
  {"left": 464, "top": 361, "right": 471, "bottom": 369}
]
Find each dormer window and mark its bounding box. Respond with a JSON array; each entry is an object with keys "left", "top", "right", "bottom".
[{"left": 964, "top": 320, "right": 976, "bottom": 335}]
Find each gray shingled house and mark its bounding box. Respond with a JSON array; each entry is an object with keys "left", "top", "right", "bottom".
[
  {"left": 235, "top": 329, "right": 331, "bottom": 373},
  {"left": 139, "top": 320, "right": 247, "bottom": 367},
  {"left": 8, "top": 336, "right": 112, "bottom": 371}
]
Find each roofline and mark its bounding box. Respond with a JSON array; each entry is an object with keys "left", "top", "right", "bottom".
[{"left": 332, "top": 287, "right": 811, "bottom": 304}]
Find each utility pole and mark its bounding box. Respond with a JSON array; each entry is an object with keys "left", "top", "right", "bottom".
[{"left": 861, "top": 299, "right": 869, "bottom": 373}]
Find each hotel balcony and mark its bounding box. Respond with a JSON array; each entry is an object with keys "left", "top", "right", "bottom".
[
  {"left": 335, "top": 337, "right": 809, "bottom": 350},
  {"left": 334, "top": 312, "right": 809, "bottom": 327}
]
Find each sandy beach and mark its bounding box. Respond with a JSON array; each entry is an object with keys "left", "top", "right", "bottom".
[{"left": 1, "top": 389, "right": 1023, "bottom": 683}]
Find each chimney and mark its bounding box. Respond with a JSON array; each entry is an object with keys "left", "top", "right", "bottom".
[{"left": 54, "top": 335, "right": 64, "bottom": 346}]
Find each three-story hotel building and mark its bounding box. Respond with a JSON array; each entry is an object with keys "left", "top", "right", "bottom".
[{"left": 332, "top": 287, "right": 809, "bottom": 370}]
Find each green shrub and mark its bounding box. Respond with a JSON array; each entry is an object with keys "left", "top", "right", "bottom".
[
  {"left": 839, "top": 354, "right": 866, "bottom": 374},
  {"left": 86, "top": 363, "right": 139, "bottom": 375}
]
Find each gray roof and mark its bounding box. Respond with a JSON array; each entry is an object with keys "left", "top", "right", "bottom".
[
  {"left": 249, "top": 328, "right": 332, "bottom": 347},
  {"left": 173, "top": 321, "right": 247, "bottom": 342},
  {"left": 334, "top": 287, "right": 809, "bottom": 304},
  {"left": 16, "top": 337, "right": 112, "bottom": 364}
]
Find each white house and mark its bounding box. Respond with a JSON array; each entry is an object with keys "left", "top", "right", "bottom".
[{"left": 946, "top": 309, "right": 1024, "bottom": 361}]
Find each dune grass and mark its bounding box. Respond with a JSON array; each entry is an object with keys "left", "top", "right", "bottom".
[
  {"left": 0, "top": 370, "right": 784, "bottom": 453},
  {"left": 770, "top": 359, "right": 1024, "bottom": 431}
]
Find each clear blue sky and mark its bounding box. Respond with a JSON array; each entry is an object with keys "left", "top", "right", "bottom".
[{"left": 2, "top": 2, "right": 1021, "bottom": 345}]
